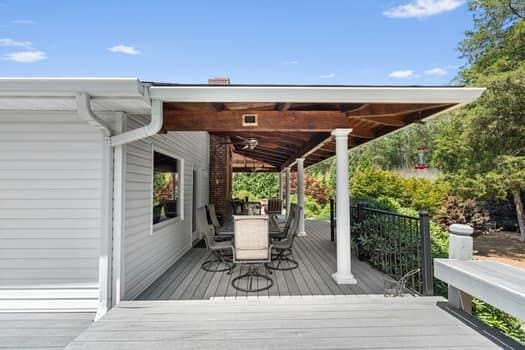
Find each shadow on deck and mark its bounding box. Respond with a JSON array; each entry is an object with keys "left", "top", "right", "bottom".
[{"left": 138, "top": 220, "right": 387, "bottom": 300}]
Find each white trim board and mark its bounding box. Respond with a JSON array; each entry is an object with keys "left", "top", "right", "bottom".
[{"left": 150, "top": 85, "right": 485, "bottom": 104}]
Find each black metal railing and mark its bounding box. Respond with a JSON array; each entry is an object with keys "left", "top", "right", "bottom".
[{"left": 330, "top": 199, "right": 433, "bottom": 296}]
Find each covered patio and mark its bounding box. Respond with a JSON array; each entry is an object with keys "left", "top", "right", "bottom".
[
  {"left": 137, "top": 220, "right": 386, "bottom": 300},
  {"left": 150, "top": 83, "right": 484, "bottom": 289}
]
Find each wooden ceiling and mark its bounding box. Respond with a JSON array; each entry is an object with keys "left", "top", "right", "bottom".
[{"left": 162, "top": 101, "right": 455, "bottom": 171}]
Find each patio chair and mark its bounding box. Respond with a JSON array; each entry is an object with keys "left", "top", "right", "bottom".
[
  {"left": 198, "top": 207, "right": 234, "bottom": 273},
  {"left": 266, "top": 205, "right": 302, "bottom": 271},
  {"left": 205, "top": 204, "right": 222, "bottom": 229},
  {"left": 270, "top": 203, "right": 296, "bottom": 240},
  {"left": 231, "top": 215, "right": 273, "bottom": 292},
  {"left": 266, "top": 198, "right": 282, "bottom": 215},
  {"left": 383, "top": 268, "right": 420, "bottom": 297}
]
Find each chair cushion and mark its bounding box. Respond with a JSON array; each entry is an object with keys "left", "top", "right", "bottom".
[{"left": 236, "top": 248, "right": 269, "bottom": 260}]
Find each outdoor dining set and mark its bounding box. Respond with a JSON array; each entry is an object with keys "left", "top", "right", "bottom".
[{"left": 197, "top": 199, "right": 303, "bottom": 293}]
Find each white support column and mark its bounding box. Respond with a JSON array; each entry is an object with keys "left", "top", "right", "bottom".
[
  {"left": 331, "top": 128, "right": 356, "bottom": 284},
  {"left": 285, "top": 167, "right": 291, "bottom": 218},
  {"left": 448, "top": 224, "right": 474, "bottom": 313},
  {"left": 278, "top": 171, "right": 283, "bottom": 201},
  {"left": 296, "top": 158, "right": 306, "bottom": 237}
]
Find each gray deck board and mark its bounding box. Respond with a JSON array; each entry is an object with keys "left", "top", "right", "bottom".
[
  {"left": 66, "top": 297, "right": 504, "bottom": 350},
  {"left": 138, "top": 220, "right": 385, "bottom": 300},
  {"left": 0, "top": 312, "right": 93, "bottom": 349}
]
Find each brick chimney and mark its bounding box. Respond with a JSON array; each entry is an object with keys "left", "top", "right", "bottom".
[
  {"left": 208, "top": 77, "right": 230, "bottom": 85},
  {"left": 207, "top": 76, "right": 232, "bottom": 218}
]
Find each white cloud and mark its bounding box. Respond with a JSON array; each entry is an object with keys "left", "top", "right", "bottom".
[
  {"left": 383, "top": 0, "right": 464, "bottom": 18},
  {"left": 11, "top": 20, "right": 35, "bottom": 24},
  {"left": 290, "top": 60, "right": 299, "bottom": 64},
  {"left": 0, "top": 38, "right": 32, "bottom": 49},
  {"left": 389, "top": 69, "right": 414, "bottom": 78},
  {"left": 320, "top": 73, "right": 336, "bottom": 78},
  {"left": 108, "top": 44, "right": 140, "bottom": 55},
  {"left": 3, "top": 50, "right": 47, "bottom": 63},
  {"left": 425, "top": 67, "right": 447, "bottom": 76}
]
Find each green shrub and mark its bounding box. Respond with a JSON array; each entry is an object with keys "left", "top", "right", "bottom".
[
  {"left": 473, "top": 299, "right": 525, "bottom": 344},
  {"left": 434, "top": 195, "right": 490, "bottom": 235},
  {"left": 401, "top": 178, "right": 450, "bottom": 214},
  {"left": 352, "top": 194, "right": 401, "bottom": 212},
  {"left": 351, "top": 166, "right": 449, "bottom": 214},
  {"left": 351, "top": 167, "right": 406, "bottom": 201}
]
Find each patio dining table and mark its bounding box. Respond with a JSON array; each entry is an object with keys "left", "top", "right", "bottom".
[{"left": 216, "top": 215, "right": 285, "bottom": 237}]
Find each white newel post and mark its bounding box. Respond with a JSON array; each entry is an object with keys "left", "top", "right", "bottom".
[
  {"left": 448, "top": 224, "right": 474, "bottom": 313},
  {"left": 296, "top": 158, "right": 306, "bottom": 236},
  {"left": 285, "top": 167, "right": 291, "bottom": 219},
  {"left": 332, "top": 128, "right": 356, "bottom": 284}
]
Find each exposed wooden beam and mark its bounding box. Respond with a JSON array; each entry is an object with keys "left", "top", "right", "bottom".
[
  {"left": 347, "top": 119, "right": 376, "bottom": 139},
  {"left": 163, "top": 110, "right": 349, "bottom": 132},
  {"left": 232, "top": 167, "right": 278, "bottom": 173},
  {"left": 276, "top": 103, "right": 292, "bottom": 111},
  {"left": 234, "top": 147, "right": 289, "bottom": 161},
  {"left": 209, "top": 103, "right": 224, "bottom": 112},
  {"left": 280, "top": 133, "right": 333, "bottom": 170},
  {"left": 346, "top": 103, "right": 452, "bottom": 118},
  {"left": 351, "top": 115, "right": 405, "bottom": 127},
  {"left": 233, "top": 150, "right": 283, "bottom": 167}
]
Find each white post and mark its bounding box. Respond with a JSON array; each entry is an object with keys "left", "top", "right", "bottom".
[
  {"left": 278, "top": 171, "right": 283, "bottom": 201},
  {"left": 285, "top": 167, "right": 291, "bottom": 218},
  {"left": 448, "top": 224, "right": 474, "bottom": 313},
  {"left": 296, "top": 158, "right": 306, "bottom": 237},
  {"left": 331, "top": 129, "right": 356, "bottom": 284}
]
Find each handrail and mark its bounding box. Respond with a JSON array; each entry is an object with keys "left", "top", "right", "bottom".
[
  {"left": 329, "top": 199, "right": 433, "bottom": 296},
  {"left": 352, "top": 206, "right": 419, "bottom": 220}
]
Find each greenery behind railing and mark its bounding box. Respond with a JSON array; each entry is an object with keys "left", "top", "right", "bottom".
[{"left": 350, "top": 205, "right": 430, "bottom": 295}]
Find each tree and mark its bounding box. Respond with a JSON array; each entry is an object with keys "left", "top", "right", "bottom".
[
  {"left": 432, "top": 0, "right": 525, "bottom": 239},
  {"left": 232, "top": 173, "right": 278, "bottom": 200}
]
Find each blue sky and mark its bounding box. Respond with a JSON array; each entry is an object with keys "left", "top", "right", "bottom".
[{"left": 0, "top": 0, "right": 473, "bottom": 84}]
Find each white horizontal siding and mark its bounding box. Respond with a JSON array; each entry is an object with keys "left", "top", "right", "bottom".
[
  {"left": 122, "top": 115, "right": 209, "bottom": 300},
  {"left": 0, "top": 111, "right": 105, "bottom": 312}
]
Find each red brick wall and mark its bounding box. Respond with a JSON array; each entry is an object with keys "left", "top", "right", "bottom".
[{"left": 209, "top": 135, "right": 232, "bottom": 218}]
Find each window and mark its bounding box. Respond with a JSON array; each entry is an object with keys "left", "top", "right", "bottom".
[{"left": 153, "top": 150, "right": 181, "bottom": 224}]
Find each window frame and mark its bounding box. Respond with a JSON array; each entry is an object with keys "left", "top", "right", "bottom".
[{"left": 151, "top": 145, "right": 184, "bottom": 234}]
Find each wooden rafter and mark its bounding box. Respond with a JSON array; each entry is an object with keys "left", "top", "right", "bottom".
[
  {"left": 165, "top": 101, "right": 456, "bottom": 170},
  {"left": 280, "top": 133, "right": 332, "bottom": 170}
]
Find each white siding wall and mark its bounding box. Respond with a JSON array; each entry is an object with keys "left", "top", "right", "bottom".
[
  {"left": 122, "top": 115, "right": 209, "bottom": 300},
  {"left": 0, "top": 111, "right": 104, "bottom": 311}
]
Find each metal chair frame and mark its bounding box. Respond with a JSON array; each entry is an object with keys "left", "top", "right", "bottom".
[
  {"left": 266, "top": 206, "right": 302, "bottom": 271},
  {"left": 231, "top": 216, "right": 273, "bottom": 293}
]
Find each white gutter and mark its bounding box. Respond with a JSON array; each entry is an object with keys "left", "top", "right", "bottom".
[
  {"left": 76, "top": 93, "right": 112, "bottom": 137},
  {"left": 110, "top": 99, "right": 163, "bottom": 146},
  {"left": 150, "top": 85, "right": 486, "bottom": 104}
]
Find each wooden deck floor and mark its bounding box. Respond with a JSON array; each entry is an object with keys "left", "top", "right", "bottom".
[
  {"left": 0, "top": 312, "right": 94, "bottom": 350},
  {"left": 66, "top": 297, "right": 505, "bottom": 350},
  {"left": 138, "top": 220, "right": 386, "bottom": 300}
]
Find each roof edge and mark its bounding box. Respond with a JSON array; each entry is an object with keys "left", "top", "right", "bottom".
[{"left": 0, "top": 77, "right": 145, "bottom": 97}]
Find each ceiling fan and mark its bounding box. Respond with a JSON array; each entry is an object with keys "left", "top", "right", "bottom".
[{"left": 221, "top": 136, "right": 259, "bottom": 150}]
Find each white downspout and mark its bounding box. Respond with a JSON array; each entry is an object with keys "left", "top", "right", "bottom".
[
  {"left": 76, "top": 93, "right": 111, "bottom": 137},
  {"left": 76, "top": 92, "right": 163, "bottom": 319},
  {"left": 76, "top": 93, "right": 113, "bottom": 321},
  {"left": 110, "top": 99, "right": 163, "bottom": 146}
]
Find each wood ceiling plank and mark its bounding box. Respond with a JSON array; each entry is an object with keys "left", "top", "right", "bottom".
[
  {"left": 280, "top": 133, "right": 333, "bottom": 170},
  {"left": 346, "top": 103, "right": 452, "bottom": 118},
  {"left": 351, "top": 115, "right": 405, "bottom": 126},
  {"left": 164, "top": 110, "right": 349, "bottom": 132},
  {"left": 233, "top": 150, "right": 283, "bottom": 167}
]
